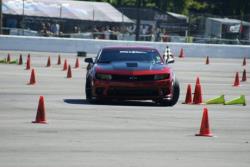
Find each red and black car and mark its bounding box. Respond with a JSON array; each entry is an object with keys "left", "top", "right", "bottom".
[{"left": 84, "top": 46, "right": 180, "bottom": 106}]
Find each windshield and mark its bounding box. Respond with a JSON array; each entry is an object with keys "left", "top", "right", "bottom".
[{"left": 97, "top": 49, "right": 163, "bottom": 64}]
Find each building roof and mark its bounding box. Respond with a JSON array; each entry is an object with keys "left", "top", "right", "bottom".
[
  {"left": 118, "top": 7, "right": 187, "bottom": 23},
  {"left": 208, "top": 17, "right": 250, "bottom": 26},
  {"left": 167, "top": 12, "right": 187, "bottom": 20},
  {"left": 2, "top": 0, "right": 134, "bottom": 23}
]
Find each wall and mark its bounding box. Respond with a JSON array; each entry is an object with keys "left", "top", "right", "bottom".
[{"left": 0, "top": 35, "right": 250, "bottom": 58}]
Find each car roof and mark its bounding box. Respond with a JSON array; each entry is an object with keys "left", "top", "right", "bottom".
[{"left": 102, "top": 46, "right": 158, "bottom": 51}]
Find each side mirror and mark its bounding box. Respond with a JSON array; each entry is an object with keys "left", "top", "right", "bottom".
[{"left": 85, "top": 57, "right": 93, "bottom": 63}]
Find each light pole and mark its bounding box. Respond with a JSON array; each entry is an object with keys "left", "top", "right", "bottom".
[
  {"left": 135, "top": 0, "right": 141, "bottom": 41},
  {"left": 22, "top": 0, "right": 25, "bottom": 35},
  {"left": 92, "top": 7, "right": 95, "bottom": 21},
  {"left": 0, "top": 0, "right": 3, "bottom": 34},
  {"left": 59, "top": 4, "right": 62, "bottom": 18}
]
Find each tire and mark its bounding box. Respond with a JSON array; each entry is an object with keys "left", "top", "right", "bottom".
[
  {"left": 85, "top": 79, "right": 96, "bottom": 103},
  {"left": 159, "top": 78, "right": 180, "bottom": 106},
  {"left": 169, "top": 78, "right": 180, "bottom": 106}
]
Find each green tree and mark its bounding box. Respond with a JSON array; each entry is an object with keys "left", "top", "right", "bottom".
[
  {"left": 76, "top": 0, "right": 250, "bottom": 17},
  {"left": 198, "top": 0, "right": 250, "bottom": 18}
]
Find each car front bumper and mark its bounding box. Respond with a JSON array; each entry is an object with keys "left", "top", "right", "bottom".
[{"left": 92, "top": 79, "right": 173, "bottom": 100}]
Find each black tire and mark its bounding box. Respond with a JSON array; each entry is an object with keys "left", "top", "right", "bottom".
[
  {"left": 85, "top": 79, "right": 96, "bottom": 103},
  {"left": 159, "top": 78, "right": 180, "bottom": 106},
  {"left": 169, "top": 78, "right": 180, "bottom": 106}
]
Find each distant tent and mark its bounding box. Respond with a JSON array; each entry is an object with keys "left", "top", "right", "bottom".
[
  {"left": 205, "top": 17, "right": 250, "bottom": 38},
  {"left": 117, "top": 7, "right": 188, "bottom": 33},
  {"left": 2, "top": 0, "right": 134, "bottom": 23}
]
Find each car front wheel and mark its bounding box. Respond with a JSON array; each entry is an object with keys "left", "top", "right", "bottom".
[
  {"left": 85, "top": 79, "right": 96, "bottom": 103},
  {"left": 158, "top": 78, "right": 180, "bottom": 106}
]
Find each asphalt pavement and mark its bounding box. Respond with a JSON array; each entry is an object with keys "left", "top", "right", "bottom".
[{"left": 0, "top": 50, "right": 249, "bottom": 167}]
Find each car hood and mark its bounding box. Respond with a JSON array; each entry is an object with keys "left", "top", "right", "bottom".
[{"left": 95, "top": 61, "right": 171, "bottom": 75}]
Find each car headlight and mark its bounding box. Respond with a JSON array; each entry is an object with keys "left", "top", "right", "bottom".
[
  {"left": 95, "top": 73, "right": 112, "bottom": 80},
  {"left": 154, "top": 74, "right": 170, "bottom": 80}
]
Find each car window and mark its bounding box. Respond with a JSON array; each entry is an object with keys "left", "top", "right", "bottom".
[{"left": 97, "top": 49, "right": 163, "bottom": 64}]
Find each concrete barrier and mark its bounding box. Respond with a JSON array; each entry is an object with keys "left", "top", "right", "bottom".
[{"left": 0, "top": 35, "right": 249, "bottom": 58}]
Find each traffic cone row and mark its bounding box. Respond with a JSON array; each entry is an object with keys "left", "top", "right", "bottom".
[
  {"left": 232, "top": 69, "right": 247, "bottom": 86},
  {"left": 1, "top": 53, "right": 81, "bottom": 69},
  {"left": 27, "top": 56, "right": 76, "bottom": 124},
  {"left": 183, "top": 77, "right": 203, "bottom": 104},
  {"left": 183, "top": 73, "right": 247, "bottom": 106},
  {"left": 176, "top": 49, "right": 248, "bottom": 67},
  {"left": 24, "top": 56, "right": 79, "bottom": 85},
  {"left": 23, "top": 55, "right": 81, "bottom": 83},
  {"left": 2, "top": 54, "right": 81, "bottom": 126}
]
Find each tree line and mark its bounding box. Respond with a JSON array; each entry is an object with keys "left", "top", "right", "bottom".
[{"left": 78, "top": 0, "right": 250, "bottom": 18}]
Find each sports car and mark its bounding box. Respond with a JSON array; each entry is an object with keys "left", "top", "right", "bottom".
[{"left": 84, "top": 46, "right": 180, "bottom": 106}]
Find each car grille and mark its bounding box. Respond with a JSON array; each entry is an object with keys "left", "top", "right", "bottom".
[
  {"left": 107, "top": 88, "right": 159, "bottom": 96},
  {"left": 111, "top": 75, "right": 155, "bottom": 81}
]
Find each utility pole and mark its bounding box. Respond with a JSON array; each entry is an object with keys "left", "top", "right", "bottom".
[
  {"left": 135, "top": 0, "right": 141, "bottom": 41},
  {"left": 0, "top": 0, "right": 3, "bottom": 34},
  {"left": 22, "top": 0, "right": 24, "bottom": 35}
]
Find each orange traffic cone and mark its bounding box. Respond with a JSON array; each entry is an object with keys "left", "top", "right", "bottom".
[
  {"left": 205, "top": 56, "right": 209, "bottom": 65},
  {"left": 67, "top": 65, "right": 72, "bottom": 78},
  {"left": 196, "top": 76, "right": 200, "bottom": 85},
  {"left": 46, "top": 56, "right": 51, "bottom": 67},
  {"left": 28, "top": 69, "right": 36, "bottom": 85},
  {"left": 63, "top": 59, "right": 68, "bottom": 71},
  {"left": 179, "top": 48, "right": 184, "bottom": 58},
  {"left": 195, "top": 107, "right": 213, "bottom": 137},
  {"left": 32, "top": 96, "right": 47, "bottom": 124},
  {"left": 243, "top": 57, "right": 246, "bottom": 66},
  {"left": 26, "top": 56, "right": 31, "bottom": 70},
  {"left": 7, "top": 53, "right": 11, "bottom": 63},
  {"left": 233, "top": 72, "right": 240, "bottom": 87},
  {"left": 242, "top": 69, "right": 247, "bottom": 82},
  {"left": 75, "top": 58, "right": 80, "bottom": 68},
  {"left": 18, "top": 54, "right": 23, "bottom": 65},
  {"left": 57, "top": 55, "right": 61, "bottom": 65},
  {"left": 193, "top": 84, "right": 203, "bottom": 104},
  {"left": 183, "top": 84, "right": 192, "bottom": 104}
]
